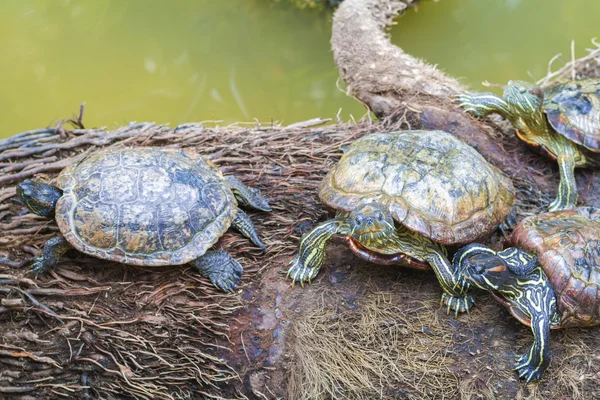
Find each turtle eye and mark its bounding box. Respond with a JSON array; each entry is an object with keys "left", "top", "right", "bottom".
[
  {"left": 518, "top": 86, "right": 526, "bottom": 94},
  {"left": 528, "top": 87, "right": 543, "bottom": 98},
  {"left": 376, "top": 212, "right": 383, "bottom": 221},
  {"left": 354, "top": 215, "right": 363, "bottom": 225},
  {"left": 475, "top": 265, "right": 485, "bottom": 275}
]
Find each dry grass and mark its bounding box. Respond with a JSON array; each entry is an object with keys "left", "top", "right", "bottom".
[
  {"left": 288, "top": 280, "right": 459, "bottom": 400},
  {"left": 286, "top": 263, "right": 600, "bottom": 400}
]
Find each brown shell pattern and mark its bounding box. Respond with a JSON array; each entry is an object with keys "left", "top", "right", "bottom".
[
  {"left": 319, "top": 130, "right": 515, "bottom": 245},
  {"left": 510, "top": 207, "right": 600, "bottom": 327},
  {"left": 55, "top": 147, "right": 237, "bottom": 266},
  {"left": 544, "top": 79, "right": 600, "bottom": 152}
]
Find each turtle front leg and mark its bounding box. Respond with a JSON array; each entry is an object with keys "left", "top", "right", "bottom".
[
  {"left": 548, "top": 152, "right": 578, "bottom": 211},
  {"left": 225, "top": 175, "right": 271, "bottom": 212},
  {"left": 425, "top": 248, "right": 475, "bottom": 315},
  {"left": 509, "top": 267, "right": 557, "bottom": 382},
  {"left": 515, "top": 299, "right": 553, "bottom": 382},
  {"left": 497, "top": 247, "right": 539, "bottom": 276},
  {"left": 453, "top": 91, "right": 512, "bottom": 119},
  {"left": 231, "top": 208, "right": 265, "bottom": 250},
  {"left": 287, "top": 219, "right": 349, "bottom": 286},
  {"left": 189, "top": 250, "right": 243, "bottom": 292},
  {"left": 32, "top": 236, "right": 72, "bottom": 274}
]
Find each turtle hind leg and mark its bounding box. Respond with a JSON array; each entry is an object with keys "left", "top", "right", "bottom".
[
  {"left": 232, "top": 208, "right": 265, "bottom": 250},
  {"left": 32, "top": 236, "right": 72, "bottom": 274},
  {"left": 190, "top": 250, "right": 243, "bottom": 292},
  {"left": 225, "top": 175, "right": 271, "bottom": 212}
]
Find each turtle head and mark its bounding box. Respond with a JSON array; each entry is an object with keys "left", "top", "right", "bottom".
[
  {"left": 503, "top": 80, "right": 545, "bottom": 118},
  {"left": 453, "top": 243, "right": 511, "bottom": 292},
  {"left": 349, "top": 203, "right": 395, "bottom": 244},
  {"left": 16, "top": 180, "right": 62, "bottom": 218}
]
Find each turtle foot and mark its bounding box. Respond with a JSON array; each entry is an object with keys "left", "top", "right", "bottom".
[
  {"left": 191, "top": 251, "right": 243, "bottom": 292},
  {"left": 286, "top": 256, "right": 319, "bottom": 287},
  {"left": 452, "top": 93, "right": 489, "bottom": 117},
  {"left": 30, "top": 236, "right": 71, "bottom": 275},
  {"left": 515, "top": 353, "right": 545, "bottom": 383},
  {"left": 31, "top": 257, "right": 51, "bottom": 275},
  {"left": 441, "top": 293, "right": 475, "bottom": 316}
]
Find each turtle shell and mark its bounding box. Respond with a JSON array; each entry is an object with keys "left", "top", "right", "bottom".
[
  {"left": 319, "top": 130, "right": 515, "bottom": 245},
  {"left": 510, "top": 207, "right": 600, "bottom": 327},
  {"left": 544, "top": 79, "right": 600, "bottom": 152},
  {"left": 54, "top": 147, "right": 237, "bottom": 266}
]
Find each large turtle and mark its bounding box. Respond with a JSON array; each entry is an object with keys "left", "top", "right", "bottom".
[
  {"left": 454, "top": 207, "right": 600, "bottom": 382},
  {"left": 287, "top": 130, "right": 515, "bottom": 313},
  {"left": 455, "top": 79, "right": 600, "bottom": 211},
  {"left": 16, "top": 147, "right": 271, "bottom": 292}
]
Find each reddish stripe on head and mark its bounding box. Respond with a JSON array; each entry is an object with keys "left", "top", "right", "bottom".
[{"left": 488, "top": 265, "right": 507, "bottom": 273}]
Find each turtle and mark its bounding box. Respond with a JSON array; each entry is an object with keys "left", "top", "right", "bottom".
[
  {"left": 287, "top": 130, "right": 515, "bottom": 313},
  {"left": 15, "top": 147, "right": 271, "bottom": 292},
  {"left": 454, "top": 79, "right": 600, "bottom": 211},
  {"left": 454, "top": 207, "right": 600, "bottom": 382}
]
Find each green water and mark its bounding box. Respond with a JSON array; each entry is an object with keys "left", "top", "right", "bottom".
[
  {"left": 0, "top": 0, "right": 363, "bottom": 137},
  {"left": 393, "top": 0, "right": 600, "bottom": 89},
  {"left": 0, "top": 0, "right": 598, "bottom": 138}
]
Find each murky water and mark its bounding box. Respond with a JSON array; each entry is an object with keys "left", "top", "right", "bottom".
[
  {"left": 0, "top": 0, "right": 598, "bottom": 138},
  {"left": 394, "top": 0, "right": 600, "bottom": 88},
  {"left": 0, "top": 0, "right": 363, "bottom": 137}
]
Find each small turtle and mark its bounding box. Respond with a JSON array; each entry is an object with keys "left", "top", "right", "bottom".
[
  {"left": 287, "top": 130, "right": 515, "bottom": 313},
  {"left": 454, "top": 207, "right": 600, "bottom": 382},
  {"left": 455, "top": 79, "right": 600, "bottom": 211},
  {"left": 16, "top": 147, "right": 271, "bottom": 292}
]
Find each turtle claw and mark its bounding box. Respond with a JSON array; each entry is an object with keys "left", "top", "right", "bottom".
[
  {"left": 211, "top": 272, "right": 242, "bottom": 293},
  {"left": 514, "top": 352, "right": 545, "bottom": 383},
  {"left": 286, "top": 255, "right": 318, "bottom": 288},
  {"left": 452, "top": 93, "right": 488, "bottom": 118},
  {"left": 441, "top": 293, "right": 475, "bottom": 315},
  {"left": 31, "top": 257, "right": 50, "bottom": 275}
]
